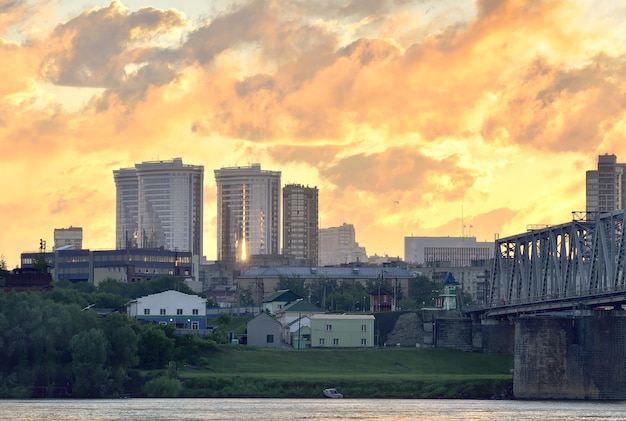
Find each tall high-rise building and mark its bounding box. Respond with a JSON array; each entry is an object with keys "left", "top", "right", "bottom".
[
  {"left": 318, "top": 223, "right": 367, "bottom": 266},
  {"left": 586, "top": 154, "right": 626, "bottom": 214},
  {"left": 114, "top": 158, "right": 204, "bottom": 256},
  {"left": 113, "top": 167, "right": 139, "bottom": 249},
  {"left": 214, "top": 164, "right": 281, "bottom": 262},
  {"left": 283, "top": 184, "right": 319, "bottom": 264}
]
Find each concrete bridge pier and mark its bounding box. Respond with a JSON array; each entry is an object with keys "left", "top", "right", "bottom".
[{"left": 514, "top": 313, "right": 626, "bottom": 399}]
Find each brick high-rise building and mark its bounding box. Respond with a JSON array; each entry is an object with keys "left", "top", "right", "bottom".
[
  {"left": 283, "top": 184, "right": 318, "bottom": 265},
  {"left": 586, "top": 154, "right": 626, "bottom": 214}
]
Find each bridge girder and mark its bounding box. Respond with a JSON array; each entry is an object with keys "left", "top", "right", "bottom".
[{"left": 488, "top": 211, "right": 626, "bottom": 309}]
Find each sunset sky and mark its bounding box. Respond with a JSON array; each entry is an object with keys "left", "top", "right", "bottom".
[{"left": 2, "top": 0, "right": 626, "bottom": 269}]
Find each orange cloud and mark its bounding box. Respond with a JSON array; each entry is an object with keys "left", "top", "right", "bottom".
[{"left": 1, "top": 0, "right": 626, "bottom": 269}]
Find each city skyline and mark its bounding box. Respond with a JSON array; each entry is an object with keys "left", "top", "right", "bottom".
[{"left": 2, "top": 1, "right": 626, "bottom": 268}]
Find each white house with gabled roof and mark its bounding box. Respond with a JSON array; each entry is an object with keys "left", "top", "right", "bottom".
[{"left": 127, "top": 290, "right": 207, "bottom": 329}]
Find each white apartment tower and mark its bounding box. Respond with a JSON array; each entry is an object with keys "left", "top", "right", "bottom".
[
  {"left": 283, "top": 184, "right": 319, "bottom": 265},
  {"left": 586, "top": 154, "right": 626, "bottom": 214},
  {"left": 214, "top": 164, "right": 281, "bottom": 262},
  {"left": 113, "top": 158, "right": 204, "bottom": 256}
]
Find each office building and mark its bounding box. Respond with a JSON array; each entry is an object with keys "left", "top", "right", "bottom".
[
  {"left": 404, "top": 236, "right": 493, "bottom": 267},
  {"left": 283, "top": 184, "right": 319, "bottom": 265},
  {"left": 586, "top": 154, "right": 626, "bottom": 214},
  {"left": 318, "top": 223, "right": 367, "bottom": 266},
  {"left": 54, "top": 226, "right": 83, "bottom": 250},
  {"left": 214, "top": 164, "right": 281, "bottom": 262},
  {"left": 114, "top": 158, "right": 204, "bottom": 255},
  {"left": 20, "top": 248, "right": 194, "bottom": 285}
]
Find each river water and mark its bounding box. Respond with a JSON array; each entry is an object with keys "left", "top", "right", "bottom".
[{"left": 1, "top": 398, "right": 625, "bottom": 420}]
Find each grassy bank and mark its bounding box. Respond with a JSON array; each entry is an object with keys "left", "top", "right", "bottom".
[{"left": 167, "top": 346, "right": 513, "bottom": 399}]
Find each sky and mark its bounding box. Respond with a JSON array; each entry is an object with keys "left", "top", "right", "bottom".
[{"left": 2, "top": 0, "right": 626, "bottom": 269}]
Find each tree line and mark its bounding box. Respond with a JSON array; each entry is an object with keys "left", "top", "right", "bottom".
[
  {"left": 0, "top": 277, "right": 230, "bottom": 398},
  {"left": 264, "top": 273, "right": 453, "bottom": 312}
]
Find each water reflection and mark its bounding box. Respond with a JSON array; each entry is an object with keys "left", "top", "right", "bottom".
[{"left": 2, "top": 398, "right": 626, "bottom": 421}]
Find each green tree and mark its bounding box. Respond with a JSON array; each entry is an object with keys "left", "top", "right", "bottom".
[
  {"left": 101, "top": 314, "right": 139, "bottom": 394},
  {"left": 238, "top": 287, "right": 254, "bottom": 306},
  {"left": 276, "top": 275, "right": 307, "bottom": 297},
  {"left": 137, "top": 325, "right": 174, "bottom": 369},
  {"left": 0, "top": 255, "right": 8, "bottom": 286},
  {"left": 408, "top": 275, "right": 442, "bottom": 308},
  {"left": 69, "top": 328, "right": 112, "bottom": 397},
  {"left": 33, "top": 254, "right": 49, "bottom": 274}
]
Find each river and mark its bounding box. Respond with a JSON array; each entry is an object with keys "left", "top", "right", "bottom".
[{"left": 1, "top": 398, "right": 625, "bottom": 420}]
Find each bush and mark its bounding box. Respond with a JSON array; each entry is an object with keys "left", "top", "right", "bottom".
[{"left": 142, "top": 376, "right": 183, "bottom": 397}]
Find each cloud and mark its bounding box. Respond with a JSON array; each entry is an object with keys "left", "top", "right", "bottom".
[
  {"left": 2, "top": 0, "right": 626, "bottom": 269},
  {"left": 0, "top": 0, "right": 28, "bottom": 36},
  {"left": 41, "top": 1, "right": 186, "bottom": 88}
]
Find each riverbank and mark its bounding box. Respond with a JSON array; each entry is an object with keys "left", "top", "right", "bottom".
[{"left": 143, "top": 346, "right": 514, "bottom": 399}]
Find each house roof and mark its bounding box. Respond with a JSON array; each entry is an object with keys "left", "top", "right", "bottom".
[
  {"left": 287, "top": 315, "right": 311, "bottom": 328},
  {"left": 128, "top": 289, "right": 206, "bottom": 304},
  {"left": 278, "top": 298, "right": 323, "bottom": 314},
  {"left": 310, "top": 314, "right": 376, "bottom": 320},
  {"left": 239, "top": 266, "right": 417, "bottom": 280},
  {"left": 262, "top": 289, "right": 301, "bottom": 303},
  {"left": 248, "top": 311, "right": 281, "bottom": 326},
  {"left": 445, "top": 272, "right": 460, "bottom": 285}
]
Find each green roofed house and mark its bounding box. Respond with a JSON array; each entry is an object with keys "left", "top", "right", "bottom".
[
  {"left": 276, "top": 298, "right": 323, "bottom": 348},
  {"left": 310, "top": 314, "right": 375, "bottom": 348},
  {"left": 262, "top": 289, "right": 301, "bottom": 315}
]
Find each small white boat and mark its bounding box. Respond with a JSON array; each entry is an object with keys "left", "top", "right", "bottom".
[{"left": 323, "top": 388, "right": 343, "bottom": 398}]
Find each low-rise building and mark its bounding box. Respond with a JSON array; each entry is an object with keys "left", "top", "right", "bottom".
[
  {"left": 20, "top": 248, "right": 195, "bottom": 285},
  {"left": 127, "top": 290, "right": 207, "bottom": 330},
  {"left": 262, "top": 289, "right": 301, "bottom": 315},
  {"left": 1, "top": 268, "right": 53, "bottom": 292},
  {"left": 286, "top": 316, "right": 311, "bottom": 348},
  {"left": 238, "top": 266, "right": 416, "bottom": 306},
  {"left": 276, "top": 299, "right": 323, "bottom": 347},
  {"left": 247, "top": 312, "right": 283, "bottom": 348},
  {"left": 310, "top": 314, "right": 375, "bottom": 348}
]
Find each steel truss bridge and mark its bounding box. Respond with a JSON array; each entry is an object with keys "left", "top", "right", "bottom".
[{"left": 482, "top": 210, "right": 626, "bottom": 318}]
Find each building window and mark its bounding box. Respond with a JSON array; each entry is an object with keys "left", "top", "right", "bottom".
[
  {"left": 191, "top": 321, "right": 199, "bottom": 330},
  {"left": 326, "top": 324, "right": 332, "bottom": 331},
  {"left": 333, "top": 338, "right": 339, "bottom": 346},
  {"left": 144, "top": 309, "right": 150, "bottom": 315},
  {"left": 361, "top": 324, "right": 367, "bottom": 332},
  {"left": 361, "top": 338, "right": 367, "bottom": 346},
  {"left": 192, "top": 309, "right": 199, "bottom": 315},
  {"left": 160, "top": 309, "right": 166, "bottom": 315},
  {"left": 319, "top": 338, "right": 325, "bottom": 345},
  {"left": 177, "top": 308, "right": 183, "bottom": 315},
  {"left": 266, "top": 334, "right": 274, "bottom": 344}
]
